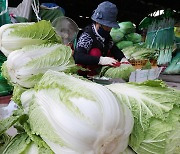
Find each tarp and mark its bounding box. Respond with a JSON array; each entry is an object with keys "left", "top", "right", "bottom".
[
  {"left": 0, "top": 52, "right": 12, "bottom": 96},
  {"left": 0, "top": 0, "right": 11, "bottom": 26}
]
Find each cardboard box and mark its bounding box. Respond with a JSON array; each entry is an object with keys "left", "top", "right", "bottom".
[{"left": 129, "top": 67, "right": 163, "bottom": 82}]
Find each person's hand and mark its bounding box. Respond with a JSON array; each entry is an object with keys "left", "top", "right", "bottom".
[
  {"left": 120, "top": 57, "right": 130, "bottom": 64},
  {"left": 99, "top": 57, "right": 118, "bottom": 66}
]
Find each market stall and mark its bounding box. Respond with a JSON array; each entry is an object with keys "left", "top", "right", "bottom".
[{"left": 0, "top": 1, "right": 180, "bottom": 154}]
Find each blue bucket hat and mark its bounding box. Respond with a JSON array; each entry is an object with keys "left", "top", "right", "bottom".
[{"left": 91, "top": 1, "right": 119, "bottom": 28}]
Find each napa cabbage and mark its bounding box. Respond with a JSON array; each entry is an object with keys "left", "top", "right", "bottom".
[
  {"left": 110, "top": 28, "right": 124, "bottom": 43},
  {"left": 1, "top": 43, "right": 74, "bottom": 88},
  {"left": 20, "top": 70, "right": 134, "bottom": 154},
  {"left": 106, "top": 80, "right": 180, "bottom": 154},
  {"left": 0, "top": 20, "right": 62, "bottom": 56},
  {"left": 118, "top": 22, "right": 136, "bottom": 35},
  {"left": 116, "top": 41, "right": 133, "bottom": 50},
  {"left": 125, "top": 33, "right": 142, "bottom": 43},
  {"left": 100, "top": 64, "right": 135, "bottom": 82}
]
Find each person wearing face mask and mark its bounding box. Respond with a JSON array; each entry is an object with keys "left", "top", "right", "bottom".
[{"left": 73, "top": 1, "right": 129, "bottom": 76}]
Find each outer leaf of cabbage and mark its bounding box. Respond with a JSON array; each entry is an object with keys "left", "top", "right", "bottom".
[
  {"left": 2, "top": 133, "right": 31, "bottom": 154},
  {"left": 106, "top": 80, "right": 180, "bottom": 154},
  {"left": 100, "top": 64, "right": 135, "bottom": 81},
  {"left": 0, "top": 133, "right": 11, "bottom": 154},
  {"left": 11, "top": 85, "right": 28, "bottom": 107},
  {"left": 116, "top": 41, "right": 133, "bottom": 50},
  {"left": 125, "top": 33, "right": 142, "bottom": 43},
  {"left": 110, "top": 28, "right": 124, "bottom": 43},
  {"left": 21, "top": 70, "right": 134, "bottom": 154},
  {"left": 0, "top": 20, "right": 61, "bottom": 56},
  {"left": 2, "top": 133, "right": 53, "bottom": 154},
  {"left": 2, "top": 43, "right": 74, "bottom": 88},
  {"left": 118, "top": 22, "right": 136, "bottom": 35}
]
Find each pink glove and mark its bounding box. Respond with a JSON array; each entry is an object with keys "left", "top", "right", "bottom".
[{"left": 99, "top": 57, "right": 118, "bottom": 66}]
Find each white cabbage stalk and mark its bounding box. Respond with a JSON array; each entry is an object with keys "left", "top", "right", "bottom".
[
  {"left": 21, "top": 70, "right": 134, "bottom": 154},
  {"left": 2, "top": 43, "right": 73, "bottom": 88},
  {"left": 0, "top": 20, "right": 61, "bottom": 56},
  {"left": 24, "top": 142, "right": 39, "bottom": 154}
]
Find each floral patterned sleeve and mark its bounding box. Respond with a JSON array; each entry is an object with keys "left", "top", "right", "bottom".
[
  {"left": 76, "top": 32, "right": 93, "bottom": 53},
  {"left": 74, "top": 32, "right": 100, "bottom": 65}
]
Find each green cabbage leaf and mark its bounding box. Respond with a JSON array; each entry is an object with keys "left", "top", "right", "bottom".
[
  {"left": 0, "top": 20, "right": 62, "bottom": 56},
  {"left": 100, "top": 64, "right": 135, "bottom": 81},
  {"left": 2, "top": 133, "right": 53, "bottom": 154},
  {"left": 118, "top": 22, "right": 136, "bottom": 35},
  {"left": 125, "top": 33, "right": 142, "bottom": 43},
  {"left": 110, "top": 28, "right": 124, "bottom": 43},
  {"left": 1, "top": 43, "right": 74, "bottom": 88},
  {"left": 106, "top": 80, "right": 180, "bottom": 154},
  {"left": 116, "top": 41, "right": 133, "bottom": 50}
]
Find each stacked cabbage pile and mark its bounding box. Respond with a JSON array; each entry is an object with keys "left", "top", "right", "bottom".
[
  {"left": 110, "top": 21, "right": 142, "bottom": 50},
  {"left": 1, "top": 71, "right": 180, "bottom": 154},
  {"left": 0, "top": 21, "right": 180, "bottom": 154},
  {"left": 0, "top": 70, "right": 134, "bottom": 154},
  {"left": 0, "top": 20, "right": 135, "bottom": 154},
  {"left": 0, "top": 20, "right": 77, "bottom": 88},
  {"left": 121, "top": 43, "right": 158, "bottom": 60}
]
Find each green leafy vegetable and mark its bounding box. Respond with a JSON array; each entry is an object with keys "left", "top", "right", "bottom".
[
  {"left": 100, "top": 64, "right": 135, "bottom": 81},
  {"left": 110, "top": 28, "right": 124, "bottom": 43},
  {"left": 141, "top": 60, "right": 152, "bottom": 70},
  {"left": 106, "top": 80, "right": 180, "bottom": 154},
  {"left": 118, "top": 21, "right": 136, "bottom": 35},
  {"left": 125, "top": 33, "right": 142, "bottom": 43},
  {"left": 0, "top": 133, "right": 11, "bottom": 154},
  {"left": 122, "top": 44, "right": 158, "bottom": 60},
  {"left": 116, "top": 41, "right": 133, "bottom": 50},
  {"left": 2, "top": 43, "right": 74, "bottom": 88},
  {"left": 0, "top": 20, "right": 62, "bottom": 56},
  {"left": 163, "top": 51, "right": 180, "bottom": 74},
  {"left": 20, "top": 70, "right": 134, "bottom": 154},
  {"left": 2, "top": 132, "right": 53, "bottom": 154}
]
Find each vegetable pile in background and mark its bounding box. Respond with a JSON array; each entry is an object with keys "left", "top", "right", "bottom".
[
  {"left": 121, "top": 43, "right": 158, "bottom": 60},
  {"left": 110, "top": 21, "right": 142, "bottom": 50},
  {"left": 145, "top": 18, "right": 175, "bottom": 65},
  {"left": 174, "top": 26, "right": 180, "bottom": 49},
  {"left": 110, "top": 21, "right": 142, "bottom": 49},
  {"left": 110, "top": 21, "right": 159, "bottom": 69}
]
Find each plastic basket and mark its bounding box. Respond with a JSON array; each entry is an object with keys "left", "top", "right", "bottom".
[{"left": 129, "top": 59, "right": 157, "bottom": 69}]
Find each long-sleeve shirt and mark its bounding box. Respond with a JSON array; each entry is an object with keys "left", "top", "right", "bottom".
[{"left": 73, "top": 24, "right": 125, "bottom": 65}]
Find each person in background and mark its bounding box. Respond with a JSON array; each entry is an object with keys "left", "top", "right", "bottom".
[{"left": 73, "top": 1, "right": 129, "bottom": 76}]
